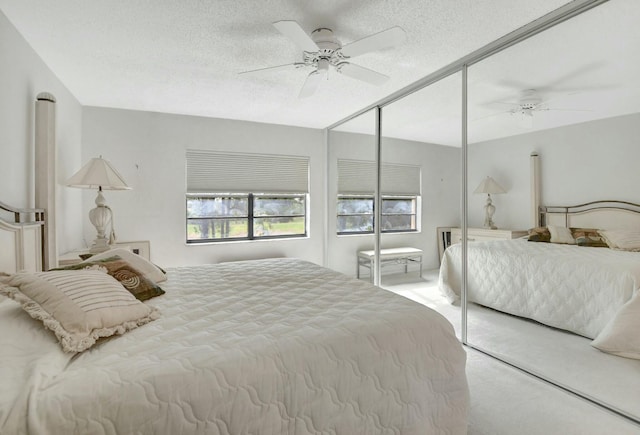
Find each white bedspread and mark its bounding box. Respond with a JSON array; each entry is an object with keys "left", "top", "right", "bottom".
[
  {"left": 439, "top": 239, "right": 640, "bottom": 339},
  {"left": 2, "top": 258, "right": 469, "bottom": 435}
]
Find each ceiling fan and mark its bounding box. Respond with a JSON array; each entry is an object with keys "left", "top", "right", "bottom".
[
  {"left": 478, "top": 89, "right": 590, "bottom": 128},
  {"left": 239, "top": 21, "right": 406, "bottom": 98}
]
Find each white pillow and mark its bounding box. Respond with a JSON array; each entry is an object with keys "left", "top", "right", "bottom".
[
  {"left": 591, "top": 292, "right": 640, "bottom": 359},
  {"left": 0, "top": 270, "right": 159, "bottom": 353},
  {"left": 548, "top": 225, "right": 575, "bottom": 245},
  {"left": 85, "top": 248, "right": 166, "bottom": 283},
  {"left": 598, "top": 230, "right": 640, "bottom": 251}
]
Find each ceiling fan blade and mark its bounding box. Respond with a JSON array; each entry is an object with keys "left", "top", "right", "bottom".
[
  {"left": 239, "top": 62, "right": 306, "bottom": 76},
  {"left": 298, "top": 70, "right": 325, "bottom": 98},
  {"left": 337, "top": 62, "right": 389, "bottom": 86},
  {"left": 340, "top": 26, "right": 406, "bottom": 58},
  {"left": 472, "top": 110, "right": 510, "bottom": 122},
  {"left": 546, "top": 108, "right": 593, "bottom": 112},
  {"left": 273, "top": 20, "right": 319, "bottom": 52}
]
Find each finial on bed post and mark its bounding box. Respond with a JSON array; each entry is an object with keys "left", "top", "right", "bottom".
[
  {"left": 530, "top": 151, "right": 540, "bottom": 228},
  {"left": 35, "top": 92, "right": 57, "bottom": 270}
]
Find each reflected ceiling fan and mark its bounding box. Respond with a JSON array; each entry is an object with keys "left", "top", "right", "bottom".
[
  {"left": 239, "top": 20, "right": 406, "bottom": 98},
  {"left": 479, "top": 89, "right": 590, "bottom": 128}
]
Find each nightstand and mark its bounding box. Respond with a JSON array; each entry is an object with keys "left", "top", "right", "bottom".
[
  {"left": 57, "top": 241, "right": 151, "bottom": 266},
  {"left": 450, "top": 228, "right": 527, "bottom": 244},
  {"left": 57, "top": 249, "right": 91, "bottom": 266}
]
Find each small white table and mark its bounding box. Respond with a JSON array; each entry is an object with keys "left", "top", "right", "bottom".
[
  {"left": 357, "top": 247, "right": 423, "bottom": 282},
  {"left": 58, "top": 241, "right": 151, "bottom": 266}
]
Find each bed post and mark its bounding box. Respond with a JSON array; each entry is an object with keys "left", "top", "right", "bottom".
[
  {"left": 530, "top": 151, "right": 540, "bottom": 228},
  {"left": 35, "top": 92, "right": 57, "bottom": 270}
]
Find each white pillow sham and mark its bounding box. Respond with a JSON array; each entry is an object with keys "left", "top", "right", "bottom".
[
  {"left": 598, "top": 230, "right": 640, "bottom": 251},
  {"left": 85, "top": 248, "right": 167, "bottom": 283},
  {"left": 592, "top": 292, "right": 640, "bottom": 359}
]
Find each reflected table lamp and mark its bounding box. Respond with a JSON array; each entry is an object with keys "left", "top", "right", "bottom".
[
  {"left": 474, "top": 176, "right": 506, "bottom": 229},
  {"left": 66, "top": 156, "right": 131, "bottom": 253}
]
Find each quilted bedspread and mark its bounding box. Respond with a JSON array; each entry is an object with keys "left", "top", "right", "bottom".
[
  {"left": 439, "top": 239, "right": 640, "bottom": 339},
  {"left": 1, "top": 258, "right": 469, "bottom": 435}
]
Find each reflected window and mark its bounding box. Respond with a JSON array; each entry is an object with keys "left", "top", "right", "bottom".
[{"left": 337, "top": 195, "right": 418, "bottom": 234}]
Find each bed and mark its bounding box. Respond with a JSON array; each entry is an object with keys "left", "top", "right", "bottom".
[
  {"left": 439, "top": 200, "right": 640, "bottom": 358},
  {"left": 0, "top": 203, "right": 469, "bottom": 435}
]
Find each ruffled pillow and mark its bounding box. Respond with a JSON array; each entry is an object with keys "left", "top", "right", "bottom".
[{"left": 0, "top": 270, "right": 159, "bottom": 353}]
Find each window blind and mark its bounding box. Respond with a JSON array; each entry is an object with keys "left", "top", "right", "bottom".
[
  {"left": 186, "top": 150, "right": 310, "bottom": 194},
  {"left": 337, "top": 159, "right": 421, "bottom": 196}
]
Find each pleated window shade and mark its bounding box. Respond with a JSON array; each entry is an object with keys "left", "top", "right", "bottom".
[
  {"left": 337, "top": 159, "right": 421, "bottom": 196},
  {"left": 187, "top": 150, "right": 310, "bottom": 194}
]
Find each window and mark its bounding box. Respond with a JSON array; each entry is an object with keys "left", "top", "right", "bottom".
[
  {"left": 336, "top": 159, "right": 421, "bottom": 235},
  {"left": 186, "top": 149, "right": 310, "bottom": 243},
  {"left": 187, "top": 194, "right": 306, "bottom": 242},
  {"left": 337, "top": 195, "right": 418, "bottom": 234}
]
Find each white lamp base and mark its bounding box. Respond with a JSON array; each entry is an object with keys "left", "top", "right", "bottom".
[
  {"left": 88, "top": 191, "right": 113, "bottom": 253},
  {"left": 483, "top": 194, "right": 497, "bottom": 229}
]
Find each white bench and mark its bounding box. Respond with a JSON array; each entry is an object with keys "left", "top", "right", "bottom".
[{"left": 357, "top": 247, "right": 423, "bottom": 282}]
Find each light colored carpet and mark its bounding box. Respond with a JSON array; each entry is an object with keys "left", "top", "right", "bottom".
[{"left": 379, "top": 270, "right": 640, "bottom": 435}]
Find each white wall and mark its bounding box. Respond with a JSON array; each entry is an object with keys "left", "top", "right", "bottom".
[
  {"left": 80, "top": 107, "right": 325, "bottom": 267},
  {"left": 328, "top": 131, "right": 461, "bottom": 277},
  {"left": 0, "top": 10, "right": 83, "bottom": 254},
  {"left": 468, "top": 112, "right": 640, "bottom": 230}
]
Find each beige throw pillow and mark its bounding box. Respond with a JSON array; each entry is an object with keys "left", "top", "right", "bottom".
[{"left": 0, "top": 270, "right": 159, "bottom": 353}]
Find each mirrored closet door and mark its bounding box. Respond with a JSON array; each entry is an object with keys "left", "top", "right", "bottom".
[
  {"left": 379, "top": 73, "right": 462, "bottom": 336},
  {"left": 465, "top": 0, "right": 640, "bottom": 422},
  {"left": 327, "top": 0, "right": 640, "bottom": 425},
  {"left": 327, "top": 109, "right": 378, "bottom": 279}
]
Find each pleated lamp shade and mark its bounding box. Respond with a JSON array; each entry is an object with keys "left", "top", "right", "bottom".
[
  {"left": 66, "top": 157, "right": 131, "bottom": 190},
  {"left": 473, "top": 176, "right": 506, "bottom": 195}
]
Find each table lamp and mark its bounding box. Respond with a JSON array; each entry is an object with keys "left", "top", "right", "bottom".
[
  {"left": 67, "top": 156, "right": 131, "bottom": 253},
  {"left": 474, "top": 176, "right": 506, "bottom": 229}
]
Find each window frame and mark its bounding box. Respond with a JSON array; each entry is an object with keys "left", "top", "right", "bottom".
[
  {"left": 336, "top": 194, "right": 419, "bottom": 235},
  {"left": 186, "top": 193, "right": 307, "bottom": 243}
]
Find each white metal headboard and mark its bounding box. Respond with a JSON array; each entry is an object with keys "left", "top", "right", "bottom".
[
  {"left": 539, "top": 200, "right": 640, "bottom": 230},
  {"left": 0, "top": 202, "right": 45, "bottom": 273}
]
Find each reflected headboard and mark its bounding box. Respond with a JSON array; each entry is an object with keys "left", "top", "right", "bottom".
[
  {"left": 0, "top": 201, "right": 45, "bottom": 273},
  {"left": 539, "top": 200, "right": 640, "bottom": 230}
]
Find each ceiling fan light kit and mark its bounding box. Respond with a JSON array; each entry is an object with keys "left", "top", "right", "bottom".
[{"left": 240, "top": 20, "right": 406, "bottom": 98}]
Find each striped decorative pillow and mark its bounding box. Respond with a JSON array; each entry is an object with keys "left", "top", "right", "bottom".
[
  {"left": 53, "top": 256, "right": 165, "bottom": 301},
  {"left": 0, "top": 270, "right": 159, "bottom": 353}
]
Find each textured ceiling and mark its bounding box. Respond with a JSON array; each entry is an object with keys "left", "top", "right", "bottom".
[
  {"left": 0, "top": 0, "right": 573, "bottom": 134},
  {"left": 335, "top": 0, "right": 640, "bottom": 145}
]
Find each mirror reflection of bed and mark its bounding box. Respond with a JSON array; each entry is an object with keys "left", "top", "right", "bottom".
[{"left": 440, "top": 200, "right": 640, "bottom": 419}]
